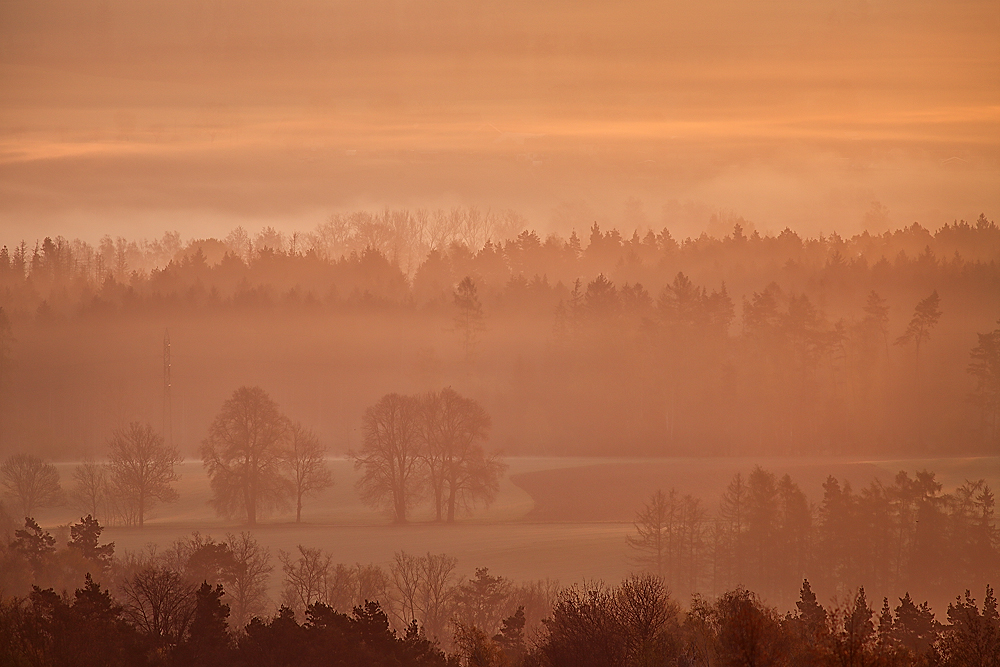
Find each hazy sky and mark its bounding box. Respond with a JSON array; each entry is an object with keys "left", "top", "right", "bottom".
[{"left": 1, "top": 0, "right": 997, "bottom": 242}]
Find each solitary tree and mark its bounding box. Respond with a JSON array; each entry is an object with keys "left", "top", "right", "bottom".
[
  {"left": 352, "top": 393, "right": 424, "bottom": 523},
  {"left": 454, "top": 276, "right": 486, "bottom": 362},
  {"left": 202, "top": 386, "right": 292, "bottom": 526},
  {"left": 284, "top": 421, "right": 333, "bottom": 523},
  {"left": 0, "top": 453, "right": 64, "bottom": 518},
  {"left": 421, "top": 387, "right": 503, "bottom": 522},
  {"left": 107, "top": 422, "right": 181, "bottom": 527}
]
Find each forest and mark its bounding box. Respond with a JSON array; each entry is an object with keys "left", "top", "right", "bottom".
[
  {"left": 0, "top": 511, "right": 995, "bottom": 667},
  {"left": 0, "top": 208, "right": 998, "bottom": 461}
]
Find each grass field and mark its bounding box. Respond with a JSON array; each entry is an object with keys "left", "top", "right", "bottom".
[{"left": 27, "top": 456, "right": 1000, "bottom": 595}]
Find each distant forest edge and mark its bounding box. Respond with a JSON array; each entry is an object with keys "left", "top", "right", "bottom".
[{"left": 0, "top": 207, "right": 998, "bottom": 459}]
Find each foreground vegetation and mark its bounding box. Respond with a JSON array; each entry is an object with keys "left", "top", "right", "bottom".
[{"left": 0, "top": 514, "right": 994, "bottom": 667}]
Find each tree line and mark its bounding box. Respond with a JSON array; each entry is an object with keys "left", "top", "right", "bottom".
[
  {"left": 627, "top": 466, "right": 998, "bottom": 611},
  {"left": 0, "top": 385, "right": 502, "bottom": 528},
  {"left": 0, "top": 515, "right": 996, "bottom": 667},
  {"left": 1, "top": 213, "right": 998, "bottom": 460}
]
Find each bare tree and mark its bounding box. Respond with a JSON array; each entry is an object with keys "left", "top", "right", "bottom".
[
  {"left": 70, "top": 459, "right": 109, "bottom": 521},
  {"left": 420, "top": 552, "right": 459, "bottom": 640},
  {"left": 225, "top": 531, "right": 273, "bottom": 628},
  {"left": 284, "top": 422, "right": 332, "bottom": 523},
  {"left": 390, "top": 551, "right": 423, "bottom": 628},
  {"left": 352, "top": 393, "right": 425, "bottom": 523},
  {"left": 0, "top": 453, "right": 64, "bottom": 518},
  {"left": 279, "top": 545, "right": 332, "bottom": 616},
  {"left": 120, "top": 566, "right": 196, "bottom": 649},
  {"left": 422, "top": 387, "right": 504, "bottom": 523},
  {"left": 201, "top": 386, "right": 292, "bottom": 526},
  {"left": 107, "top": 422, "right": 180, "bottom": 527},
  {"left": 627, "top": 489, "right": 676, "bottom": 580}
]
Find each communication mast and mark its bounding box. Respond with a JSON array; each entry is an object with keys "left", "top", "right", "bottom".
[{"left": 163, "top": 329, "right": 173, "bottom": 447}]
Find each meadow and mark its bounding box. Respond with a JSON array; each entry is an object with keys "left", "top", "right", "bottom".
[{"left": 28, "top": 455, "right": 999, "bottom": 601}]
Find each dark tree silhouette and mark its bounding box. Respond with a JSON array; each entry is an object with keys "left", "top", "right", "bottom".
[
  {"left": 202, "top": 386, "right": 293, "bottom": 526},
  {"left": 11, "top": 517, "right": 56, "bottom": 576},
  {"left": 0, "top": 453, "right": 63, "bottom": 518},
  {"left": 352, "top": 393, "right": 424, "bottom": 523},
  {"left": 107, "top": 422, "right": 180, "bottom": 527},
  {"left": 68, "top": 514, "right": 115, "bottom": 572},
  {"left": 283, "top": 421, "right": 332, "bottom": 523},
  {"left": 120, "top": 566, "right": 196, "bottom": 650}
]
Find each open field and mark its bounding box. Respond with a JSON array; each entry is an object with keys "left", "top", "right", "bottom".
[{"left": 28, "top": 456, "right": 1000, "bottom": 598}]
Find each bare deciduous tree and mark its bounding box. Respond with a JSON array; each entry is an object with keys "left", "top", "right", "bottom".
[
  {"left": 120, "top": 566, "right": 196, "bottom": 649},
  {"left": 627, "top": 489, "right": 676, "bottom": 579},
  {"left": 225, "top": 531, "right": 273, "bottom": 628},
  {"left": 202, "top": 386, "right": 292, "bottom": 526},
  {"left": 284, "top": 422, "right": 332, "bottom": 523},
  {"left": 352, "top": 393, "right": 425, "bottom": 523},
  {"left": 279, "top": 545, "right": 332, "bottom": 616},
  {"left": 0, "top": 453, "right": 64, "bottom": 518},
  {"left": 107, "top": 422, "right": 180, "bottom": 527},
  {"left": 70, "top": 459, "right": 109, "bottom": 521},
  {"left": 422, "top": 388, "right": 504, "bottom": 523}
]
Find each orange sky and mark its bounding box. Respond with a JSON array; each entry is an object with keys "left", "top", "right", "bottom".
[{"left": 1, "top": 0, "right": 997, "bottom": 241}]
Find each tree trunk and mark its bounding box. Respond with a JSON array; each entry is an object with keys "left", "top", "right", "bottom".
[
  {"left": 296, "top": 494, "right": 302, "bottom": 523},
  {"left": 248, "top": 487, "right": 256, "bottom": 527}
]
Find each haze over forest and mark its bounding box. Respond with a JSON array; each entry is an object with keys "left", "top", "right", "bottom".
[{"left": 1, "top": 1, "right": 999, "bottom": 666}]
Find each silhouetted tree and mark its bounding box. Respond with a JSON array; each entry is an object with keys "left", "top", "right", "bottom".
[
  {"left": 713, "top": 588, "right": 786, "bottom": 667},
  {"left": 454, "top": 568, "right": 514, "bottom": 635},
  {"left": 283, "top": 421, "right": 332, "bottom": 523},
  {"left": 830, "top": 588, "right": 876, "bottom": 667},
  {"left": 68, "top": 514, "right": 114, "bottom": 573},
  {"left": 120, "top": 565, "right": 196, "bottom": 650},
  {"left": 202, "top": 386, "right": 293, "bottom": 526},
  {"left": 937, "top": 586, "right": 1000, "bottom": 667},
  {"left": 352, "top": 393, "right": 424, "bottom": 523},
  {"left": 107, "top": 422, "right": 180, "bottom": 527},
  {"left": 11, "top": 517, "right": 56, "bottom": 576},
  {"left": 176, "top": 582, "right": 232, "bottom": 667},
  {"left": 0, "top": 453, "right": 64, "bottom": 518},
  {"left": 493, "top": 606, "right": 528, "bottom": 666}
]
